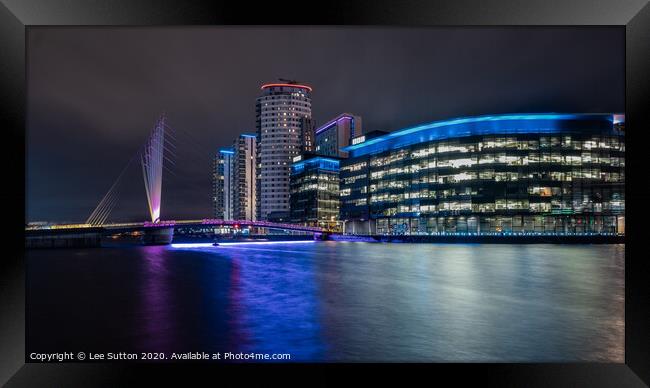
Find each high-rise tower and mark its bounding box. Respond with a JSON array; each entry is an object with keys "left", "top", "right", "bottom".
[
  {"left": 214, "top": 148, "right": 234, "bottom": 220},
  {"left": 233, "top": 134, "right": 257, "bottom": 220},
  {"left": 256, "top": 81, "right": 313, "bottom": 221}
]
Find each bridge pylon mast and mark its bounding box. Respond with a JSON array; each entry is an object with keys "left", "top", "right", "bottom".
[{"left": 141, "top": 114, "right": 166, "bottom": 223}]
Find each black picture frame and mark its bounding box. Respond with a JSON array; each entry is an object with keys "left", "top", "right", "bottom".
[{"left": 1, "top": 0, "right": 649, "bottom": 386}]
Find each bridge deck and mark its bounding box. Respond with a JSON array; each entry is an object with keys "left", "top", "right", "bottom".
[{"left": 27, "top": 219, "right": 330, "bottom": 234}]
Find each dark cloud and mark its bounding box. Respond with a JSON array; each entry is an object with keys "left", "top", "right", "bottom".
[{"left": 26, "top": 27, "right": 624, "bottom": 222}]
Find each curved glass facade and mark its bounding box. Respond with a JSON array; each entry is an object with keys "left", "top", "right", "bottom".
[{"left": 340, "top": 113, "right": 625, "bottom": 235}]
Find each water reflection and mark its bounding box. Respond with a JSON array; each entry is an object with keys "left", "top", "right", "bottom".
[
  {"left": 27, "top": 243, "right": 624, "bottom": 362},
  {"left": 310, "top": 243, "right": 624, "bottom": 362},
  {"left": 221, "top": 245, "right": 326, "bottom": 360},
  {"left": 139, "top": 245, "right": 175, "bottom": 352}
]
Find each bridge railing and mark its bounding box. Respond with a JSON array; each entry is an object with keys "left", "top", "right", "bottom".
[
  {"left": 25, "top": 223, "right": 94, "bottom": 231},
  {"left": 30, "top": 219, "right": 331, "bottom": 233},
  {"left": 200, "top": 219, "right": 325, "bottom": 232},
  {"left": 143, "top": 220, "right": 177, "bottom": 227}
]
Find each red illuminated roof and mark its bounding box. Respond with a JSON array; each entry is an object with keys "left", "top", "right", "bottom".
[{"left": 260, "top": 83, "right": 312, "bottom": 92}]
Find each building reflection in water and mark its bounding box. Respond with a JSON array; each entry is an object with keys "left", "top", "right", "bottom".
[{"left": 312, "top": 243, "right": 624, "bottom": 362}]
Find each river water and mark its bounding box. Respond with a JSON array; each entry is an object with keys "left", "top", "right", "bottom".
[{"left": 27, "top": 242, "right": 624, "bottom": 362}]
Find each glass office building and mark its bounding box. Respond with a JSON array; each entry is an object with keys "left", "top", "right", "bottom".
[
  {"left": 340, "top": 113, "right": 625, "bottom": 236},
  {"left": 315, "top": 113, "right": 363, "bottom": 158},
  {"left": 289, "top": 155, "right": 341, "bottom": 229},
  {"left": 233, "top": 134, "right": 257, "bottom": 221},
  {"left": 214, "top": 147, "right": 235, "bottom": 220}
]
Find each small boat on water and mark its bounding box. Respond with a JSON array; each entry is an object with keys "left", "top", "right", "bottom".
[{"left": 212, "top": 242, "right": 220, "bottom": 246}]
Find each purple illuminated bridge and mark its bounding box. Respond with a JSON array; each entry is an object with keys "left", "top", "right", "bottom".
[
  {"left": 142, "top": 219, "right": 326, "bottom": 234},
  {"left": 25, "top": 219, "right": 330, "bottom": 238}
]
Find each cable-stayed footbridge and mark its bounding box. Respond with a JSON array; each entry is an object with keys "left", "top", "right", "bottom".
[{"left": 26, "top": 114, "right": 330, "bottom": 247}]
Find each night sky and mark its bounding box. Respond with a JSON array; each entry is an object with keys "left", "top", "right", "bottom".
[{"left": 26, "top": 27, "right": 624, "bottom": 223}]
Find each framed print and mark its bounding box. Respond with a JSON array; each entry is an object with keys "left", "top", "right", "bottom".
[{"left": 2, "top": 0, "right": 649, "bottom": 386}]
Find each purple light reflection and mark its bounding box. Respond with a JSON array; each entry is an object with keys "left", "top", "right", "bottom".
[
  {"left": 137, "top": 245, "right": 178, "bottom": 352},
  {"left": 171, "top": 240, "right": 316, "bottom": 249}
]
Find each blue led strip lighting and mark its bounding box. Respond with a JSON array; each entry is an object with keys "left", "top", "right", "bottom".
[
  {"left": 342, "top": 113, "right": 621, "bottom": 157},
  {"left": 291, "top": 157, "right": 340, "bottom": 174}
]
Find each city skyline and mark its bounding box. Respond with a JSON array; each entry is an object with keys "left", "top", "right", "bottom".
[{"left": 27, "top": 27, "right": 624, "bottom": 222}]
